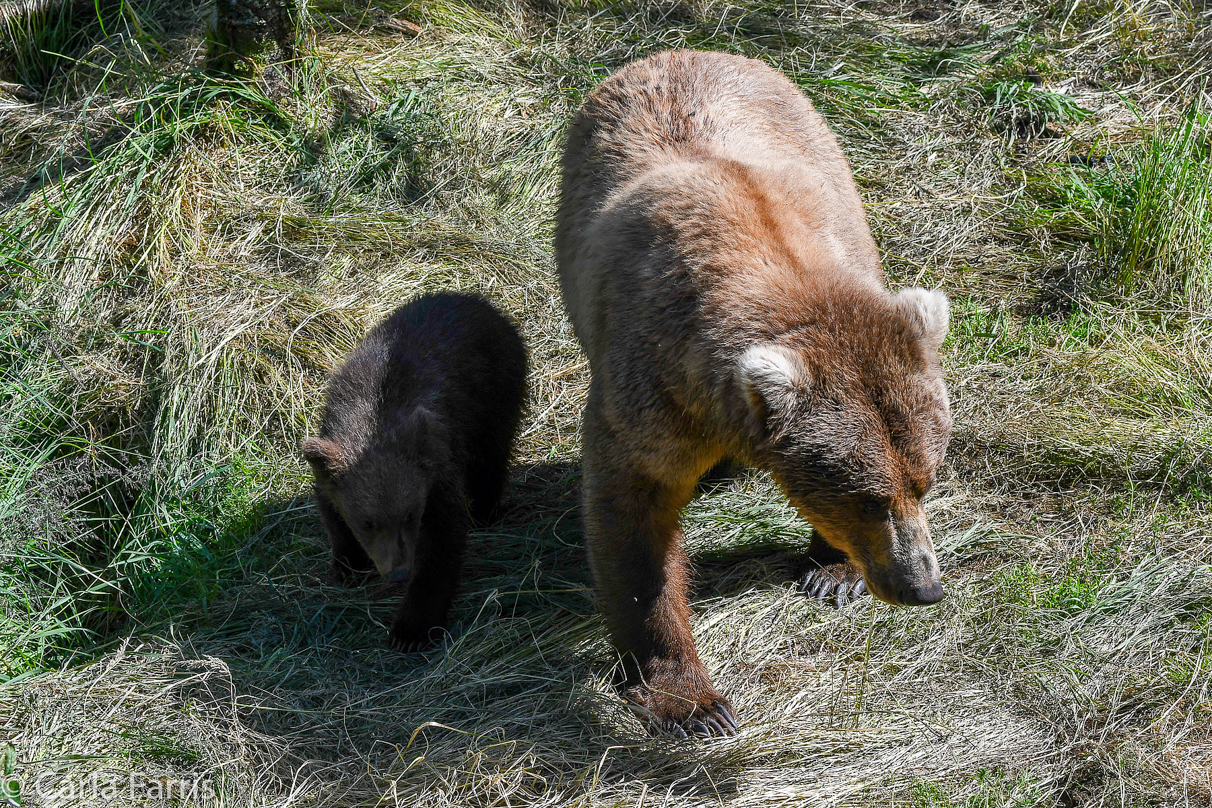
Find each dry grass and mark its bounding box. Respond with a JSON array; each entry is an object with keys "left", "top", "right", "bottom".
[{"left": 1, "top": 1, "right": 1211, "bottom": 806}]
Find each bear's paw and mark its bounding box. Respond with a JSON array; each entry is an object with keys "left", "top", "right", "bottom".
[{"left": 800, "top": 562, "right": 869, "bottom": 607}]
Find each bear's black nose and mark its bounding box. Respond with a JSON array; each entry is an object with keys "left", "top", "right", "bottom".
[{"left": 898, "top": 581, "right": 945, "bottom": 606}]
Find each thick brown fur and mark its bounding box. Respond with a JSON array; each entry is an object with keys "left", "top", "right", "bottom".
[
  {"left": 555, "top": 50, "right": 952, "bottom": 737},
  {"left": 303, "top": 292, "right": 527, "bottom": 651}
]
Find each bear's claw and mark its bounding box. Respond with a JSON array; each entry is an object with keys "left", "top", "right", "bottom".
[
  {"left": 391, "top": 638, "right": 430, "bottom": 653},
  {"left": 388, "top": 623, "right": 438, "bottom": 653},
  {"left": 800, "top": 562, "right": 869, "bottom": 607},
  {"left": 696, "top": 702, "right": 739, "bottom": 737},
  {"left": 624, "top": 686, "right": 738, "bottom": 739}
]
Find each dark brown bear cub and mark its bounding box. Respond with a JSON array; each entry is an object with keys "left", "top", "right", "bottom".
[{"left": 302, "top": 292, "right": 527, "bottom": 651}]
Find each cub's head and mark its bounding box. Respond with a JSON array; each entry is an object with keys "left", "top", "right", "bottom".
[
  {"left": 302, "top": 407, "right": 446, "bottom": 581},
  {"left": 738, "top": 288, "right": 952, "bottom": 606}
]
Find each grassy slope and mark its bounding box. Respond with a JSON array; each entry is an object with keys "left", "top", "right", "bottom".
[{"left": 1, "top": 1, "right": 1210, "bottom": 805}]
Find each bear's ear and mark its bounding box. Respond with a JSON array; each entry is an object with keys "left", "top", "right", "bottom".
[
  {"left": 894, "top": 288, "right": 950, "bottom": 349},
  {"left": 302, "top": 437, "right": 348, "bottom": 478},
  {"left": 737, "top": 344, "right": 808, "bottom": 438}
]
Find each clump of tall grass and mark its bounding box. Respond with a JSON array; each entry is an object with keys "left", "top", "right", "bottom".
[
  {"left": 0, "top": 58, "right": 296, "bottom": 679},
  {"left": 1025, "top": 98, "right": 1212, "bottom": 310},
  {"left": 975, "top": 78, "right": 1090, "bottom": 143},
  {"left": 0, "top": 0, "right": 82, "bottom": 87},
  {"left": 0, "top": 0, "right": 147, "bottom": 90},
  {"left": 1101, "top": 99, "right": 1212, "bottom": 309}
]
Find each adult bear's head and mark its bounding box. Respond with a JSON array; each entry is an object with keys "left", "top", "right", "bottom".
[{"left": 737, "top": 287, "right": 952, "bottom": 606}]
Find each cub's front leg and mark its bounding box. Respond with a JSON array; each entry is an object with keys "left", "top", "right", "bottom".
[
  {"left": 581, "top": 410, "right": 738, "bottom": 738},
  {"left": 388, "top": 478, "right": 469, "bottom": 652}
]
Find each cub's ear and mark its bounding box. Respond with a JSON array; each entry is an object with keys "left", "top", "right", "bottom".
[
  {"left": 302, "top": 437, "right": 347, "bottom": 477},
  {"left": 737, "top": 344, "right": 808, "bottom": 438},
  {"left": 894, "top": 288, "right": 950, "bottom": 349}
]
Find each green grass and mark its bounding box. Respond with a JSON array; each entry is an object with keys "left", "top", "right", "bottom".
[
  {"left": 1104, "top": 100, "right": 1212, "bottom": 307},
  {"left": 908, "top": 769, "right": 1045, "bottom": 808},
  {"left": 1023, "top": 98, "right": 1212, "bottom": 309},
  {"left": 974, "top": 79, "right": 1090, "bottom": 143},
  {"left": 1, "top": 0, "right": 95, "bottom": 89},
  {"left": 0, "top": 63, "right": 297, "bottom": 678},
  {"left": 0, "top": 0, "right": 1210, "bottom": 806}
]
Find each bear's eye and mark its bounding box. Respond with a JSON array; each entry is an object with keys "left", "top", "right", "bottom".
[
  {"left": 362, "top": 520, "right": 377, "bottom": 532},
  {"left": 910, "top": 475, "right": 936, "bottom": 499},
  {"left": 861, "top": 498, "right": 889, "bottom": 516}
]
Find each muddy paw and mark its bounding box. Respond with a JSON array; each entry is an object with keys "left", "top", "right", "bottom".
[
  {"left": 622, "top": 674, "right": 738, "bottom": 739},
  {"left": 800, "top": 562, "right": 868, "bottom": 607}
]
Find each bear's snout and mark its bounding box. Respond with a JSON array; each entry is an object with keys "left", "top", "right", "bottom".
[
  {"left": 857, "top": 514, "right": 945, "bottom": 607},
  {"left": 888, "top": 522, "right": 944, "bottom": 606},
  {"left": 359, "top": 534, "right": 413, "bottom": 581},
  {"left": 866, "top": 562, "right": 945, "bottom": 607},
  {"left": 896, "top": 580, "right": 945, "bottom": 605}
]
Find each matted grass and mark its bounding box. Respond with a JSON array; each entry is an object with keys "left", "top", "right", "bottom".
[{"left": 1, "top": 1, "right": 1210, "bottom": 806}]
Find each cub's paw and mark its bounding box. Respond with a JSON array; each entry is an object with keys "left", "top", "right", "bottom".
[
  {"left": 387, "top": 620, "right": 440, "bottom": 653},
  {"left": 622, "top": 674, "right": 739, "bottom": 739},
  {"left": 800, "top": 562, "right": 868, "bottom": 607}
]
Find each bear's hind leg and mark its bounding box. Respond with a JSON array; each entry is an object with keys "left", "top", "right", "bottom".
[
  {"left": 465, "top": 354, "right": 525, "bottom": 525},
  {"left": 797, "top": 530, "right": 869, "bottom": 607},
  {"left": 583, "top": 418, "right": 737, "bottom": 739},
  {"left": 317, "top": 489, "right": 375, "bottom": 583},
  {"left": 388, "top": 478, "right": 469, "bottom": 652}
]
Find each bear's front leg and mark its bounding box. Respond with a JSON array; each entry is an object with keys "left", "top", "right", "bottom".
[
  {"left": 582, "top": 417, "right": 738, "bottom": 739},
  {"left": 388, "top": 478, "right": 469, "bottom": 652}
]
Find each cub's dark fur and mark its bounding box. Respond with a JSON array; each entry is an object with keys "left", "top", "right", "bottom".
[{"left": 303, "top": 292, "right": 527, "bottom": 650}]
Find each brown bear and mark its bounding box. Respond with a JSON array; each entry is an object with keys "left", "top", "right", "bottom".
[
  {"left": 555, "top": 50, "right": 952, "bottom": 738},
  {"left": 302, "top": 291, "right": 527, "bottom": 651}
]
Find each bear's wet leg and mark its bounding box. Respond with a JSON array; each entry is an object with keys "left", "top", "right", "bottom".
[
  {"left": 797, "top": 530, "right": 869, "bottom": 607},
  {"left": 583, "top": 422, "right": 737, "bottom": 738},
  {"left": 317, "top": 489, "right": 375, "bottom": 582},
  {"left": 388, "top": 478, "right": 469, "bottom": 652}
]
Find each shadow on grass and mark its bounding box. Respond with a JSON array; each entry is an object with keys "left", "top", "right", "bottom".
[{"left": 162, "top": 458, "right": 807, "bottom": 801}]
